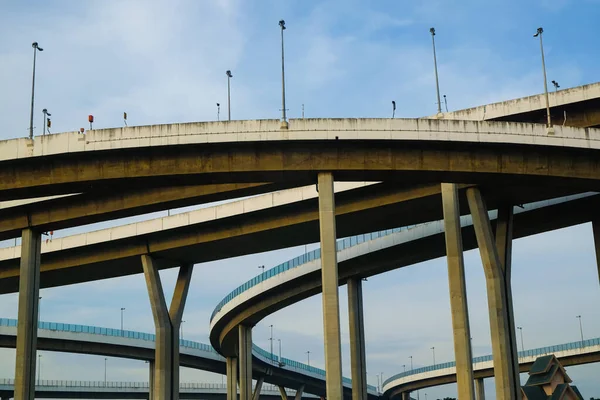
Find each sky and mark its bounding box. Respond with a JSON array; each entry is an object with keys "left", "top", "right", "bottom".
[{"left": 1, "top": 0, "right": 600, "bottom": 399}]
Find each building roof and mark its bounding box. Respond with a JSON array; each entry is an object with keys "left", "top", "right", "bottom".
[
  {"left": 530, "top": 355, "right": 556, "bottom": 375},
  {"left": 526, "top": 355, "right": 572, "bottom": 386},
  {"left": 522, "top": 386, "right": 548, "bottom": 400}
]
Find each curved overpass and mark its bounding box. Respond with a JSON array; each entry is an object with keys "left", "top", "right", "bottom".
[
  {"left": 0, "top": 318, "right": 377, "bottom": 398},
  {"left": 382, "top": 338, "right": 600, "bottom": 398},
  {"left": 208, "top": 192, "right": 596, "bottom": 355}
]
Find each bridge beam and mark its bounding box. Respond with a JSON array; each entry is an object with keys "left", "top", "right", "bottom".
[
  {"left": 475, "top": 378, "right": 485, "bottom": 400},
  {"left": 142, "top": 255, "right": 193, "bottom": 400},
  {"left": 318, "top": 172, "right": 343, "bottom": 400},
  {"left": 226, "top": 357, "right": 238, "bottom": 400},
  {"left": 441, "top": 183, "right": 476, "bottom": 400},
  {"left": 347, "top": 277, "right": 367, "bottom": 400},
  {"left": 593, "top": 220, "right": 600, "bottom": 284},
  {"left": 252, "top": 377, "right": 264, "bottom": 400},
  {"left": 466, "top": 188, "right": 520, "bottom": 400},
  {"left": 239, "top": 325, "right": 253, "bottom": 400},
  {"left": 14, "top": 228, "right": 41, "bottom": 400}
]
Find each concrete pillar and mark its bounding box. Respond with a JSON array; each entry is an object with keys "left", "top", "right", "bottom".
[
  {"left": 401, "top": 392, "right": 411, "bottom": 400},
  {"left": 142, "top": 255, "right": 193, "bottom": 400},
  {"left": 14, "top": 228, "right": 42, "bottom": 400},
  {"left": 317, "top": 172, "right": 343, "bottom": 400},
  {"left": 593, "top": 220, "right": 600, "bottom": 285},
  {"left": 148, "top": 360, "right": 155, "bottom": 400},
  {"left": 252, "top": 377, "right": 264, "bottom": 400},
  {"left": 238, "top": 325, "right": 253, "bottom": 400},
  {"left": 466, "top": 188, "right": 519, "bottom": 400},
  {"left": 294, "top": 385, "right": 305, "bottom": 400},
  {"left": 347, "top": 278, "right": 367, "bottom": 400},
  {"left": 226, "top": 357, "right": 238, "bottom": 400},
  {"left": 441, "top": 183, "right": 475, "bottom": 400},
  {"left": 475, "top": 378, "right": 485, "bottom": 400},
  {"left": 278, "top": 386, "right": 288, "bottom": 400}
]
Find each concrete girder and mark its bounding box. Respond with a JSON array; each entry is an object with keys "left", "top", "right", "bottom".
[
  {"left": 318, "top": 172, "right": 343, "bottom": 400},
  {"left": 441, "top": 183, "right": 475, "bottom": 400},
  {"left": 466, "top": 188, "right": 519, "bottom": 400},
  {"left": 142, "top": 255, "right": 193, "bottom": 400},
  {"left": 0, "top": 183, "right": 284, "bottom": 241},
  {"left": 13, "top": 229, "right": 41, "bottom": 400}
]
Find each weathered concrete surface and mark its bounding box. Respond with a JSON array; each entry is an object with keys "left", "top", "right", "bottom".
[
  {"left": 347, "top": 278, "right": 367, "bottom": 400},
  {"left": 0, "top": 183, "right": 288, "bottom": 241},
  {"left": 226, "top": 357, "right": 237, "bottom": 400},
  {"left": 317, "top": 173, "right": 343, "bottom": 400},
  {"left": 142, "top": 256, "right": 193, "bottom": 400},
  {"left": 13, "top": 229, "right": 41, "bottom": 400},
  {"left": 0, "top": 119, "right": 599, "bottom": 201},
  {"left": 466, "top": 188, "right": 518, "bottom": 400},
  {"left": 252, "top": 377, "right": 264, "bottom": 400},
  {"left": 239, "top": 325, "right": 253, "bottom": 400},
  {"left": 441, "top": 183, "right": 475, "bottom": 400},
  {"left": 436, "top": 82, "right": 600, "bottom": 128},
  {"left": 475, "top": 378, "right": 485, "bottom": 400}
]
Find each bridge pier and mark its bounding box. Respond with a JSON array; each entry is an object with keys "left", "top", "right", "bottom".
[
  {"left": 466, "top": 188, "right": 520, "bottom": 400},
  {"left": 148, "top": 360, "right": 155, "bottom": 400},
  {"left": 239, "top": 325, "right": 253, "bottom": 400},
  {"left": 401, "top": 392, "right": 410, "bottom": 400},
  {"left": 142, "top": 255, "right": 193, "bottom": 400},
  {"left": 226, "top": 357, "right": 238, "bottom": 400},
  {"left": 475, "top": 378, "right": 485, "bottom": 400},
  {"left": 14, "top": 228, "right": 42, "bottom": 400},
  {"left": 347, "top": 278, "right": 367, "bottom": 400},
  {"left": 593, "top": 220, "right": 600, "bottom": 283},
  {"left": 252, "top": 377, "right": 264, "bottom": 400},
  {"left": 441, "top": 183, "right": 475, "bottom": 400},
  {"left": 318, "top": 172, "right": 343, "bottom": 400}
]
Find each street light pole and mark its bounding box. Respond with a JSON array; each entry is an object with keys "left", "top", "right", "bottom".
[
  {"left": 576, "top": 315, "right": 584, "bottom": 346},
  {"left": 431, "top": 346, "right": 436, "bottom": 366},
  {"left": 517, "top": 326, "right": 525, "bottom": 352},
  {"left": 534, "top": 27, "right": 553, "bottom": 131},
  {"left": 29, "top": 42, "right": 44, "bottom": 140},
  {"left": 409, "top": 355, "right": 413, "bottom": 370},
  {"left": 181, "top": 320, "right": 186, "bottom": 340},
  {"left": 120, "top": 307, "right": 125, "bottom": 334},
  {"left": 38, "top": 296, "right": 42, "bottom": 324},
  {"left": 42, "top": 109, "right": 51, "bottom": 136},
  {"left": 306, "top": 350, "right": 310, "bottom": 366},
  {"left": 279, "top": 19, "right": 288, "bottom": 128},
  {"left": 278, "top": 338, "right": 282, "bottom": 362},
  {"left": 37, "top": 354, "right": 42, "bottom": 385},
  {"left": 269, "top": 324, "right": 274, "bottom": 362},
  {"left": 429, "top": 28, "right": 442, "bottom": 114},
  {"left": 226, "top": 70, "right": 232, "bottom": 121},
  {"left": 104, "top": 358, "right": 107, "bottom": 386}
]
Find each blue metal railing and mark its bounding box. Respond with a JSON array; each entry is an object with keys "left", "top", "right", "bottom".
[
  {"left": 383, "top": 337, "right": 600, "bottom": 387},
  {"left": 0, "top": 318, "right": 376, "bottom": 391}
]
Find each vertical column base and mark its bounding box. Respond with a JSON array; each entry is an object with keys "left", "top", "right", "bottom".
[
  {"left": 227, "top": 357, "right": 238, "bottom": 400},
  {"left": 278, "top": 386, "right": 288, "bottom": 400},
  {"left": 294, "top": 385, "right": 305, "bottom": 400},
  {"left": 347, "top": 278, "right": 367, "bottom": 400},
  {"left": 401, "top": 392, "right": 411, "bottom": 400},
  {"left": 239, "top": 325, "right": 253, "bottom": 400},
  {"left": 475, "top": 378, "right": 485, "bottom": 400}
]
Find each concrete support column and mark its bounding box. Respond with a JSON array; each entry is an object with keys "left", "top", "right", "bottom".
[
  {"left": 593, "top": 220, "right": 600, "bottom": 284},
  {"left": 401, "top": 392, "right": 411, "bottom": 400},
  {"left": 238, "top": 325, "right": 253, "bottom": 400},
  {"left": 14, "top": 228, "right": 42, "bottom": 400},
  {"left": 278, "top": 386, "right": 288, "bottom": 400},
  {"left": 252, "top": 377, "right": 264, "bottom": 400},
  {"left": 226, "top": 357, "right": 238, "bottom": 400},
  {"left": 475, "top": 378, "right": 485, "bottom": 400},
  {"left": 294, "top": 385, "right": 305, "bottom": 400},
  {"left": 317, "top": 172, "right": 343, "bottom": 400},
  {"left": 142, "top": 255, "right": 193, "bottom": 400},
  {"left": 441, "top": 183, "right": 475, "bottom": 400},
  {"left": 148, "top": 360, "right": 155, "bottom": 400},
  {"left": 347, "top": 278, "right": 367, "bottom": 400},
  {"left": 466, "top": 188, "right": 519, "bottom": 400}
]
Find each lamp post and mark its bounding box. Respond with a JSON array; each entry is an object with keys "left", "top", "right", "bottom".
[
  {"left": 38, "top": 296, "right": 42, "bottom": 324},
  {"left": 181, "top": 320, "right": 186, "bottom": 340},
  {"left": 409, "top": 355, "right": 413, "bottom": 370},
  {"left": 431, "top": 346, "right": 436, "bottom": 366},
  {"left": 29, "top": 42, "right": 44, "bottom": 140},
  {"left": 576, "top": 315, "right": 584, "bottom": 346},
  {"left": 552, "top": 80, "right": 560, "bottom": 92},
  {"left": 278, "top": 338, "right": 282, "bottom": 362},
  {"left": 402, "top": 364, "right": 406, "bottom": 373},
  {"left": 42, "top": 109, "right": 51, "bottom": 135},
  {"left": 120, "top": 307, "right": 125, "bottom": 334},
  {"left": 226, "top": 70, "right": 233, "bottom": 121},
  {"left": 104, "top": 358, "right": 107, "bottom": 386},
  {"left": 533, "top": 27, "right": 553, "bottom": 131},
  {"left": 258, "top": 265, "right": 265, "bottom": 273},
  {"left": 279, "top": 19, "right": 288, "bottom": 128},
  {"left": 429, "top": 28, "right": 442, "bottom": 114},
  {"left": 217, "top": 103, "right": 220, "bottom": 121},
  {"left": 269, "top": 324, "right": 274, "bottom": 362},
  {"left": 306, "top": 350, "right": 310, "bottom": 366},
  {"left": 37, "top": 354, "right": 42, "bottom": 385},
  {"left": 517, "top": 326, "right": 525, "bottom": 352},
  {"left": 392, "top": 100, "right": 396, "bottom": 118}
]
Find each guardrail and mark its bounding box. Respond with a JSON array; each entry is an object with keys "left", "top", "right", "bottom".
[{"left": 383, "top": 337, "right": 600, "bottom": 387}]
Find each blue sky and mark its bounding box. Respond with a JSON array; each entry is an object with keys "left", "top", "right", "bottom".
[{"left": 1, "top": 0, "right": 599, "bottom": 399}]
